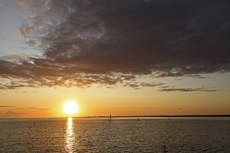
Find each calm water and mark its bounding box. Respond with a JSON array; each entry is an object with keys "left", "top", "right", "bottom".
[{"left": 0, "top": 117, "right": 230, "bottom": 153}]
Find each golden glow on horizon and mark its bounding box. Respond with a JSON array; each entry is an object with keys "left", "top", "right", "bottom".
[{"left": 63, "top": 100, "right": 79, "bottom": 116}]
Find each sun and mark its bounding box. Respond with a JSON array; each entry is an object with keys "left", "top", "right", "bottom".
[{"left": 63, "top": 100, "right": 79, "bottom": 116}]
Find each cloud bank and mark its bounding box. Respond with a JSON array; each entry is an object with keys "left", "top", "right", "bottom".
[{"left": 1, "top": 0, "right": 230, "bottom": 90}]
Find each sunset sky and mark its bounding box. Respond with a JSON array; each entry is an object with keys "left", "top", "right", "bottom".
[{"left": 0, "top": 0, "right": 230, "bottom": 118}]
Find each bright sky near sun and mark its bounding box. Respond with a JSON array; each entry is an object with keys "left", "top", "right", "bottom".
[
  {"left": 63, "top": 100, "right": 79, "bottom": 116},
  {"left": 0, "top": 0, "right": 230, "bottom": 118}
]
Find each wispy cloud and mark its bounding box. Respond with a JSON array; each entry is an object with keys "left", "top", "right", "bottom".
[
  {"left": 0, "top": 37, "right": 9, "bottom": 43},
  {"left": 158, "top": 87, "right": 217, "bottom": 92},
  {"left": 0, "top": 105, "right": 15, "bottom": 108},
  {"left": 123, "top": 81, "right": 217, "bottom": 92},
  {"left": 124, "top": 82, "right": 165, "bottom": 90},
  {"left": 141, "top": 82, "right": 165, "bottom": 87},
  {"left": 0, "top": 110, "right": 27, "bottom": 118},
  {"left": 26, "top": 107, "right": 52, "bottom": 110},
  {"left": 12, "top": 107, "right": 52, "bottom": 111},
  {"left": 120, "top": 107, "right": 155, "bottom": 110},
  {"left": 0, "top": 0, "right": 229, "bottom": 90}
]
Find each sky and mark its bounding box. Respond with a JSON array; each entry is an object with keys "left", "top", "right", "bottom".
[{"left": 0, "top": 0, "right": 230, "bottom": 118}]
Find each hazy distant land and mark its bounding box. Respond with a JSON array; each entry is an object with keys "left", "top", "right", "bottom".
[{"left": 73, "top": 115, "right": 230, "bottom": 118}]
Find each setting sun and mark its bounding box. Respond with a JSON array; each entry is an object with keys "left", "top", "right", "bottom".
[{"left": 63, "top": 100, "right": 79, "bottom": 116}]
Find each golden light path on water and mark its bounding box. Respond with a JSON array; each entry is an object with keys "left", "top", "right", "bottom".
[{"left": 65, "top": 117, "right": 75, "bottom": 153}]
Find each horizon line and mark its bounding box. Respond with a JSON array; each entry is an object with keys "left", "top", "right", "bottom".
[{"left": 1, "top": 115, "right": 230, "bottom": 119}]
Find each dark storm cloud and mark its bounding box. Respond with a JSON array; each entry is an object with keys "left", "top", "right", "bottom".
[{"left": 1, "top": 0, "right": 230, "bottom": 89}]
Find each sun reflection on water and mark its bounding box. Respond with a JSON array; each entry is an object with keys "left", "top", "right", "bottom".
[{"left": 65, "top": 117, "right": 75, "bottom": 152}]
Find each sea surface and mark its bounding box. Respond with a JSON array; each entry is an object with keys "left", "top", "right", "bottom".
[{"left": 0, "top": 117, "right": 230, "bottom": 153}]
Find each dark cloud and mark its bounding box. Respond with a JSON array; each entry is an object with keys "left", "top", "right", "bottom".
[
  {"left": 1, "top": 0, "right": 230, "bottom": 89},
  {"left": 124, "top": 82, "right": 140, "bottom": 90},
  {"left": 141, "top": 82, "right": 165, "bottom": 87},
  {"left": 123, "top": 82, "right": 217, "bottom": 92},
  {"left": 158, "top": 87, "right": 217, "bottom": 92},
  {"left": 124, "top": 82, "right": 165, "bottom": 90}
]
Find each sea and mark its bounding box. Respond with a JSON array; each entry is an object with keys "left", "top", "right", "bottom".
[{"left": 0, "top": 117, "right": 230, "bottom": 153}]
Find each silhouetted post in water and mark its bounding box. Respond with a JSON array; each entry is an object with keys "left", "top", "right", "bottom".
[
  {"left": 28, "top": 125, "right": 32, "bottom": 131},
  {"left": 28, "top": 122, "right": 35, "bottom": 131},
  {"left": 163, "top": 141, "right": 167, "bottom": 152},
  {"left": 138, "top": 117, "right": 139, "bottom": 121},
  {"left": 169, "top": 116, "right": 170, "bottom": 121},
  {"left": 108, "top": 115, "right": 112, "bottom": 121}
]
